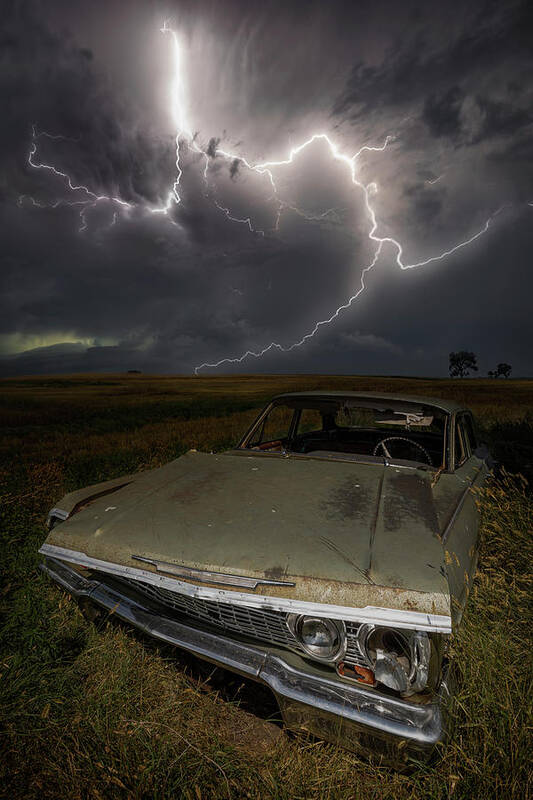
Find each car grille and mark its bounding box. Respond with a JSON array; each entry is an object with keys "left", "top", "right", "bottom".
[
  {"left": 106, "top": 573, "right": 369, "bottom": 666},
  {"left": 344, "top": 621, "right": 370, "bottom": 667},
  {"left": 116, "top": 575, "right": 299, "bottom": 650}
]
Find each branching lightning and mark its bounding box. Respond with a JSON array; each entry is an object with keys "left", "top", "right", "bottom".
[
  {"left": 22, "top": 22, "right": 512, "bottom": 372},
  {"left": 193, "top": 132, "right": 500, "bottom": 373},
  {"left": 23, "top": 22, "right": 205, "bottom": 230},
  {"left": 23, "top": 124, "right": 132, "bottom": 231}
]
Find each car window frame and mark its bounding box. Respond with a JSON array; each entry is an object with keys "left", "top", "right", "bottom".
[
  {"left": 295, "top": 407, "right": 324, "bottom": 437},
  {"left": 246, "top": 402, "right": 299, "bottom": 449},
  {"left": 463, "top": 412, "right": 479, "bottom": 454},
  {"left": 454, "top": 414, "right": 473, "bottom": 469}
]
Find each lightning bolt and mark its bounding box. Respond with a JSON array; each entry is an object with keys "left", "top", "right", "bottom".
[
  {"left": 150, "top": 20, "right": 201, "bottom": 219},
  {"left": 212, "top": 199, "right": 265, "bottom": 235},
  {"left": 22, "top": 22, "right": 192, "bottom": 229},
  {"left": 193, "top": 133, "right": 501, "bottom": 373},
  {"left": 22, "top": 22, "right": 512, "bottom": 372},
  {"left": 194, "top": 242, "right": 385, "bottom": 374},
  {"left": 23, "top": 23, "right": 206, "bottom": 231},
  {"left": 24, "top": 124, "right": 133, "bottom": 231}
]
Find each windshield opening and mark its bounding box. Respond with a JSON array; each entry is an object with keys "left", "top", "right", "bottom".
[{"left": 240, "top": 399, "right": 447, "bottom": 468}]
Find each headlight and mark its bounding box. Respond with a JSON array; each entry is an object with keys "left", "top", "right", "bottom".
[
  {"left": 363, "top": 626, "right": 432, "bottom": 695},
  {"left": 288, "top": 615, "right": 345, "bottom": 662}
]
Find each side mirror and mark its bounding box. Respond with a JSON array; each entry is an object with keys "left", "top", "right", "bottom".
[{"left": 474, "top": 444, "right": 496, "bottom": 468}]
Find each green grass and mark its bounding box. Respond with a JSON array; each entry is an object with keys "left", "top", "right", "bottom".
[{"left": 0, "top": 374, "right": 531, "bottom": 799}]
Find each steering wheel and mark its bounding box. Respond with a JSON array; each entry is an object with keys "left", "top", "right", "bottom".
[{"left": 373, "top": 436, "right": 433, "bottom": 466}]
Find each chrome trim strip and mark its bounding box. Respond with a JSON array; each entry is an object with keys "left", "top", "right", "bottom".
[
  {"left": 48, "top": 508, "right": 70, "bottom": 521},
  {"left": 40, "top": 556, "right": 444, "bottom": 748},
  {"left": 131, "top": 554, "right": 295, "bottom": 589},
  {"left": 39, "top": 543, "right": 452, "bottom": 633}
]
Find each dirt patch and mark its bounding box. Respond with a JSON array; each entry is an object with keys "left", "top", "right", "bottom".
[{"left": 217, "top": 707, "right": 285, "bottom": 757}]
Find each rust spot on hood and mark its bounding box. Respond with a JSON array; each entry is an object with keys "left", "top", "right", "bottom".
[
  {"left": 169, "top": 468, "right": 227, "bottom": 504},
  {"left": 263, "top": 565, "right": 288, "bottom": 581},
  {"left": 319, "top": 477, "right": 372, "bottom": 522},
  {"left": 383, "top": 473, "right": 439, "bottom": 534}
]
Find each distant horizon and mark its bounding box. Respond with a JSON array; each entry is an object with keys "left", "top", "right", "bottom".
[{"left": 2, "top": 368, "right": 531, "bottom": 382}]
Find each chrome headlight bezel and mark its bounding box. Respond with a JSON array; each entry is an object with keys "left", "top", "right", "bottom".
[
  {"left": 287, "top": 614, "right": 346, "bottom": 663},
  {"left": 359, "top": 624, "right": 433, "bottom": 695}
]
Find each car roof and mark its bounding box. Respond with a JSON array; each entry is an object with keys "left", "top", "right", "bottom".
[{"left": 272, "top": 391, "right": 465, "bottom": 415}]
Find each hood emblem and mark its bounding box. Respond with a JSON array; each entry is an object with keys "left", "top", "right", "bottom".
[{"left": 131, "top": 555, "right": 295, "bottom": 590}]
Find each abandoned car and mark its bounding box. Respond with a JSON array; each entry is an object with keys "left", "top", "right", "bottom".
[{"left": 39, "top": 392, "right": 490, "bottom": 762}]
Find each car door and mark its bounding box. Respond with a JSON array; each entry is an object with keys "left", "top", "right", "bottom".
[{"left": 443, "top": 413, "right": 489, "bottom": 624}]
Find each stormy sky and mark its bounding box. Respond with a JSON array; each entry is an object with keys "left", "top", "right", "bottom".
[{"left": 1, "top": 0, "right": 532, "bottom": 377}]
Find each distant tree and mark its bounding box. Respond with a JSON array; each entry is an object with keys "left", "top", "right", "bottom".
[
  {"left": 496, "top": 363, "right": 512, "bottom": 378},
  {"left": 488, "top": 370, "right": 496, "bottom": 378},
  {"left": 449, "top": 351, "right": 478, "bottom": 378}
]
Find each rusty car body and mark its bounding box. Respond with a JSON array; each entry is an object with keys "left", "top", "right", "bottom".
[{"left": 39, "top": 391, "right": 491, "bottom": 764}]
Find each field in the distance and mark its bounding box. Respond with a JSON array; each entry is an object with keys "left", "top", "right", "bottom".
[{"left": 1, "top": 374, "right": 531, "bottom": 799}]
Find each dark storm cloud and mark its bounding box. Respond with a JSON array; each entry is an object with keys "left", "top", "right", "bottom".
[
  {"left": 333, "top": 1, "right": 532, "bottom": 131},
  {"left": 401, "top": 183, "right": 444, "bottom": 227},
  {"left": 1, "top": 0, "right": 533, "bottom": 378},
  {"left": 206, "top": 137, "right": 220, "bottom": 158},
  {"left": 422, "top": 87, "right": 464, "bottom": 140},
  {"left": 229, "top": 158, "right": 241, "bottom": 181},
  {"left": 465, "top": 96, "right": 533, "bottom": 145}
]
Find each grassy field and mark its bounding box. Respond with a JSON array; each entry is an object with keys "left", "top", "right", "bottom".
[{"left": 1, "top": 373, "right": 531, "bottom": 799}]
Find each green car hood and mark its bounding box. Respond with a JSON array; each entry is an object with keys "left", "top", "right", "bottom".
[{"left": 45, "top": 450, "right": 454, "bottom": 614}]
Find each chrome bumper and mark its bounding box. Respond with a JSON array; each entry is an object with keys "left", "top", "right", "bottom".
[{"left": 40, "top": 556, "right": 445, "bottom": 763}]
